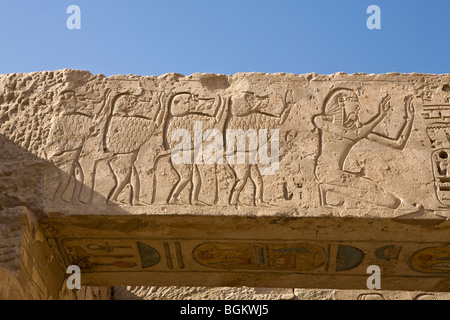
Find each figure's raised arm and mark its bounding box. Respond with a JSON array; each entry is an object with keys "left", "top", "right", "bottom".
[
  {"left": 214, "top": 95, "right": 227, "bottom": 123},
  {"left": 367, "top": 96, "right": 415, "bottom": 149},
  {"left": 313, "top": 96, "right": 389, "bottom": 141},
  {"left": 154, "top": 92, "right": 166, "bottom": 128},
  {"left": 313, "top": 95, "right": 391, "bottom": 141},
  {"left": 278, "top": 90, "right": 294, "bottom": 125}
]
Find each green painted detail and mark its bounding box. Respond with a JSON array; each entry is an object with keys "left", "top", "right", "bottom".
[
  {"left": 375, "top": 245, "right": 401, "bottom": 261},
  {"left": 137, "top": 242, "right": 161, "bottom": 268},
  {"left": 336, "top": 245, "right": 364, "bottom": 271}
]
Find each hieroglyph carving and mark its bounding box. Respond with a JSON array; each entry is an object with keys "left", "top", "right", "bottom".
[
  {"left": 60, "top": 238, "right": 450, "bottom": 278},
  {"left": 422, "top": 103, "right": 450, "bottom": 207}
]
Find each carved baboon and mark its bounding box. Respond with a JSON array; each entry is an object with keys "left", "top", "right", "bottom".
[
  {"left": 162, "top": 93, "right": 226, "bottom": 205},
  {"left": 77, "top": 91, "right": 165, "bottom": 205},
  {"left": 46, "top": 90, "right": 107, "bottom": 204},
  {"left": 226, "top": 90, "right": 294, "bottom": 207}
]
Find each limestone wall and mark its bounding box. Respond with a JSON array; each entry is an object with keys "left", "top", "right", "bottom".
[{"left": 0, "top": 70, "right": 449, "bottom": 298}]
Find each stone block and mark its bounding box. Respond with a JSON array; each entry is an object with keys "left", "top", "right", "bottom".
[{"left": 1, "top": 70, "right": 449, "bottom": 297}]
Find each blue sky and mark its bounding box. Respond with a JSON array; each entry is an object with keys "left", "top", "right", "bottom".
[{"left": 0, "top": 0, "right": 449, "bottom": 76}]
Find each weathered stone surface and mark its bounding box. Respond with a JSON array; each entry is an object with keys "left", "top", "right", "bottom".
[
  {"left": 114, "top": 287, "right": 450, "bottom": 300},
  {"left": 113, "top": 286, "right": 294, "bottom": 300},
  {"left": 0, "top": 206, "right": 110, "bottom": 299},
  {"left": 113, "top": 286, "right": 450, "bottom": 300},
  {"left": 1, "top": 69, "right": 450, "bottom": 298}
]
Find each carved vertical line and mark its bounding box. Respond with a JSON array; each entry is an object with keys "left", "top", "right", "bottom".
[
  {"left": 163, "top": 242, "right": 173, "bottom": 269},
  {"left": 264, "top": 245, "right": 270, "bottom": 267},
  {"left": 253, "top": 245, "right": 262, "bottom": 266},
  {"left": 325, "top": 244, "right": 331, "bottom": 272},
  {"left": 175, "top": 242, "right": 184, "bottom": 269},
  {"left": 214, "top": 163, "right": 219, "bottom": 205}
]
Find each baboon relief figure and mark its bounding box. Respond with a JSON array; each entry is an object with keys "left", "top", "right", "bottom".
[
  {"left": 226, "top": 90, "right": 294, "bottom": 207},
  {"left": 162, "top": 92, "right": 226, "bottom": 205},
  {"left": 77, "top": 91, "right": 165, "bottom": 205}
]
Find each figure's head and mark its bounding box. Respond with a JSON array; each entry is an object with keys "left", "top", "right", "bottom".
[
  {"left": 323, "top": 88, "right": 362, "bottom": 128},
  {"left": 248, "top": 92, "right": 270, "bottom": 110},
  {"left": 114, "top": 94, "right": 139, "bottom": 116},
  {"left": 171, "top": 93, "right": 193, "bottom": 113}
]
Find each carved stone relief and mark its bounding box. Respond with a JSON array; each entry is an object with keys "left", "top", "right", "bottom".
[
  {"left": 1, "top": 70, "right": 450, "bottom": 297},
  {"left": 30, "top": 77, "right": 447, "bottom": 215}
]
